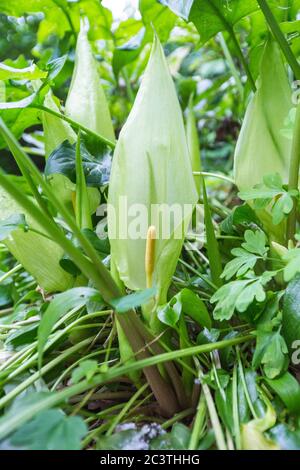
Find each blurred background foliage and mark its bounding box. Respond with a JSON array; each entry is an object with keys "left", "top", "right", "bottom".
[{"left": 1, "top": 0, "right": 299, "bottom": 177}]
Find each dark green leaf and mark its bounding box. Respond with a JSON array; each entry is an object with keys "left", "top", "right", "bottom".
[
  {"left": 10, "top": 409, "right": 87, "bottom": 450},
  {"left": 265, "top": 372, "right": 300, "bottom": 414},
  {"left": 45, "top": 140, "right": 112, "bottom": 187},
  {"left": 283, "top": 274, "right": 300, "bottom": 350}
]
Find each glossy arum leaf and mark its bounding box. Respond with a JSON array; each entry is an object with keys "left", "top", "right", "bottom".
[
  {"left": 0, "top": 185, "right": 73, "bottom": 293},
  {"left": 108, "top": 35, "right": 198, "bottom": 304},
  {"left": 158, "top": 288, "right": 211, "bottom": 329},
  {"left": 45, "top": 140, "right": 112, "bottom": 187},
  {"left": 189, "top": 0, "right": 259, "bottom": 45},
  {"left": 110, "top": 287, "right": 156, "bottom": 313},
  {"left": 234, "top": 41, "right": 292, "bottom": 191},
  {"left": 0, "top": 213, "right": 27, "bottom": 241},
  {"left": 38, "top": 287, "right": 103, "bottom": 368},
  {"left": 157, "top": 303, "right": 180, "bottom": 327},
  {"left": 283, "top": 274, "right": 300, "bottom": 350},
  {"left": 65, "top": 22, "right": 115, "bottom": 142},
  {"left": 113, "top": 27, "right": 146, "bottom": 78},
  {"left": 158, "top": 0, "right": 194, "bottom": 20},
  {"left": 265, "top": 372, "right": 300, "bottom": 414},
  {"left": 10, "top": 409, "right": 87, "bottom": 450},
  {"left": 38, "top": 90, "right": 100, "bottom": 218},
  {"left": 140, "top": 0, "right": 177, "bottom": 42},
  {"left": 0, "top": 62, "right": 47, "bottom": 81}
]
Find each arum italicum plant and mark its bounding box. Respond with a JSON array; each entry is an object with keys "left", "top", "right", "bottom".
[
  {"left": 108, "top": 34, "right": 198, "bottom": 326},
  {"left": 234, "top": 39, "right": 294, "bottom": 244},
  {"left": 0, "top": 27, "right": 192, "bottom": 417}
]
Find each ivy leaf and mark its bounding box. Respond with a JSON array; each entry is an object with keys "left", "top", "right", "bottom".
[
  {"left": 9, "top": 409, "right": 87, "bottom": 450},
  {"left": 71, "top": 360, "right": 98, "bottom": 384}
]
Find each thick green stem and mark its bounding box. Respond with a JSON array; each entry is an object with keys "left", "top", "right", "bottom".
[
  {"left": 257, "top": 0, "right": 300, "bottom": 79},
  {"left": 286, "top": 103, "right": 300, "bottom": 243}
]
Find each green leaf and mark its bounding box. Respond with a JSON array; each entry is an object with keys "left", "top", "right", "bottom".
[
  {"left": 176, "top": 288, "right": 211, "bottom": 329},
  {"left": 0, "top": 185, "right": 73, "bottom": 293},
  {"left": 222, "top": 230, "right": 268, "bottom": 280},
  {"left": 265, "top": 372, "right": 300, "bottom": 414},
  {"left": 283, "top": 274, "right": 300, "bottom": 350},
  {"left": 242, "top": 230, "right": 268, "bottom": 256},
  {"left": 45, "top": 140, "right": 112, "bottom": 187},
  {"left": 260, "top": 330, "right": 288, "bottom": 379},
  {"left": 10, "top": 409, "right": 87, "bottom": 450},
  {"left": 113, "top": 27, "right": 146, "bottom": 77},
  {"left": 71, "top": 360, "right": 98, "bottom": 384},
  {"left": 0, "top": 213, "right": 27, "bottom": 241},
  {"left": 189, "top": 0, "right": 259, "bottom": 45},
  {"left": 270, "top": 424, "right": 300, "bottom": 450},
  {"left": 38, "top": 287, "right": 102, "bottom": 368},
  {"left": 283, "top": 248, "right": 300, "bottom": 281},
  {"left": 222, "top": 249, "right": 258, "bottom": 280},
  {"left": 212, "top": 273, "right": 272, "bottom": 321},
  {"left": 0, "top": 62, "right": 47, "bottom": 81},
  {"left": 157, "top": 303, "right": 180, "bottom": 327},
  {"left": 110, "top": 287, "right": 156, "bottom": 313},
  {"left": 158, "top": 0, "right": 194, "bottom": 20},
  {"left": 140, "top": 0, "right": 177, "bottom": 42}
]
